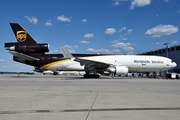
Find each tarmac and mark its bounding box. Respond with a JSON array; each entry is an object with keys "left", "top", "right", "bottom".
[{"left": 0, "top": 74, "right": 180, "bottom": 120}]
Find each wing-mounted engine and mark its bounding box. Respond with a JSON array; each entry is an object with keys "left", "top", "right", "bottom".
[
  {"left": 107, "top": 65, "right": 128, "bottom": 76},
  {"left": 5, "top": 43, "right": 49, "bottom": 53}
]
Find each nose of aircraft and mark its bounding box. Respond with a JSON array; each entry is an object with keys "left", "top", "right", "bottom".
[
  {"left": 171, "top": 62, "right": 177, "bottom": 68},
  {"left": 172, "top": 62, "right": 177, "bottom": 68}
]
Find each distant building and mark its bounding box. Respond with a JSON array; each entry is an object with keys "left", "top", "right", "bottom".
[{"left": 139, "top": 45, "right": 180, "bottom": 73}]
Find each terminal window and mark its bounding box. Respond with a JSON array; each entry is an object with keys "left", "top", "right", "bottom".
[
  {"left": 162, "top": 49, "right": 165, "bottom": 53},
  {"left": 176, "top": 46, "right": 180, "bottom": 50},
  {"left": 171, "top": 47, "right": 175, "bottom": 51}
]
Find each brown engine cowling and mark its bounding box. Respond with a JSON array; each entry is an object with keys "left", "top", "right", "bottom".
[{"left": 6, "top": 43, "right": 49, "bottom": 53}]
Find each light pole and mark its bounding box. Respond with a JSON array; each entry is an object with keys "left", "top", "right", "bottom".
[
  {"left": 163, "top": 42, "right": 170, "bottom": 58},
  {"left": 163, "top": 42, "right": 170, "bottom": 74}
]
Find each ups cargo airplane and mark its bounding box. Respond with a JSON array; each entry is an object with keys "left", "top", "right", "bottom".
[{"left": 4, "top": 23, "right": 177, "bottom": 78}]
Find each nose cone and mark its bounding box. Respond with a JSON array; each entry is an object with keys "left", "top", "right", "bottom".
[{"left": 172, "top": 62, "right": 177, "bottom": 68}]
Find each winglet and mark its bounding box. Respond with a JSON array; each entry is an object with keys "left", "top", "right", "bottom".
[{"left": 60, "top": 47, "right": 74, "bottom": 58}]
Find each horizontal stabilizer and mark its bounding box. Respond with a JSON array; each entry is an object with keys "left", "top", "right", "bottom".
[
  {"left": 9, "top": 51, "right": 39, "bottom": 61},
  {"left": 60, "top": 47, "right": 74, "bottom": 58}
]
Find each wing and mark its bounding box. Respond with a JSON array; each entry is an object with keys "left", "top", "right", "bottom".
[
  {"left": 9, "top": 51, "right": 39, "bottom": 62},
  {"left": 60, "top": 47, "right": 110, "bottom": 71},
  {"left": 60, "top": 47, "right": 74, "bottom": 58},
  {"left": 74, "top": 57, "right": 110, "bottom": 71}
]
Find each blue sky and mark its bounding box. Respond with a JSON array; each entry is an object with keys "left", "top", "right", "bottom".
[{"left": 0, "top": 0, "right": 179, "bottom": 72}]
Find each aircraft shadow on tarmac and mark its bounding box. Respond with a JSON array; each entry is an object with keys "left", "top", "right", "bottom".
[{"left": 5, "top": 74, "right": 134, "bottom": 80}]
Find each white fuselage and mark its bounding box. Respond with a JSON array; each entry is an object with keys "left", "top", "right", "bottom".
[{"left": 41, "top": 55, "right": 177, "bottom": 73}]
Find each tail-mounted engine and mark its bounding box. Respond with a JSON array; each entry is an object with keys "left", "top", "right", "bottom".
[
  {"left": 5, "top": 43, "right": 49, "bottom": 53},
  {"left": 107, "top": 65, "right": 128, "bottom": 76}
]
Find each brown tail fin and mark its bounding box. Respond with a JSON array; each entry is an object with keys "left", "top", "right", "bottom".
[{"left": 10, "top": 23, "right": 37, "bottom": 45}]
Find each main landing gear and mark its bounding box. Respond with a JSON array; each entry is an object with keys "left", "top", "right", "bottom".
[{"left": 83, "top": 73, "right": 100, "bottom": 78}]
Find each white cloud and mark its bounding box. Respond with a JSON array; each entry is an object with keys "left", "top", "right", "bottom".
[
  {"left": 118, "top": 27, "right": 133, "bottom": 40},
  {"left": 119, "top": 37, "right": 127, "bottom": 40},
  {"left": 119, "top": 27, "right": 126, "bottom": 32},
  {"left": 50, "top": 50, "right": 59, "bottom": 53},
  {"left": 130, "top": 0, "right": 151, "bottom": 10},
  {"left": 81, "top": 19, "right": 87, "bottom": 22},
  {"left": 0, "top": 59, "right": 4, "bottom": 62},
  {"left": 111, "top": 41, "right": 131, "bottom": 48},
  {"left": 105, "top": 28, "right": 116, "bottom": 35},
  {"left": 177, "top": 10, "right": 180, "bottom": 14},
  {"left": 80, "top": 40, "right": 89, "bottom": 44},
  {"left": 112, "top": 49, "right": 121, "bottom": 53},
  {"left": 25, "top": 16, "right": 38, "bottom": 24},
  {"left": 111, "top": 41, "right": 134, "bottom": 51},
  {"left": 84, "top": 33, "right": 94, "bottom": 38},
  {"left": 127, "top": 29, "right": 133, "bottom": 34},
  {"left": 87, "top": 48, "right": 121, "bottom": 54},
  {"left": 155, "top": 42, "right": 160, "bottom": 45},
  {"left": 63, "top": 45, "right": 73, "bottom": 48},
  {"left": 45, "top": 20, "right": 52, "bottom": 26},
  {"left": 54, "top": 50, "right": 58, "bottom": 53},
  {"left": 63, "top": 45, "right": 78, "bottom": 48},
  {"left": 172, "top": 41, "right": 177, "bottom": 44},
  {"left": 112, "top": 0, "right": 128, "bottom": 6},
  {"left": 164, "top": 0, "right": 169, "bottom": 2},
  {"left": 145, "top": 24, "right": 178, "bottom": 37},
  {"left": 123, "top": 46, "right": 134, "bottom": 51},
  {"left": 61, "top": 45, "right": 78, "bottom": 53},
  {"left": 112, "top": 0, "right": 120, "bottom": 6},
  {"left": 57, "top": 15, "right": 71, "bottom": 22}
]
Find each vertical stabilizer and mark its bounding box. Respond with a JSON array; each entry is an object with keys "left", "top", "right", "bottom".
[{"left": 10, "top": 23, "right": 37, "bottom": 45}]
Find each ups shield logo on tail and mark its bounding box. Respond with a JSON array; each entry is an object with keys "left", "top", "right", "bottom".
[{"left": 16, "top": 31, "right": 27, "bottom": 42}]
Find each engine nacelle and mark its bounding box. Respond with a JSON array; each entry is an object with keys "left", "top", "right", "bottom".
[
  {"left": 107, "top": 66, "right": 128, "bottom": 76},
  {"left": 8, "top": 43, "right": 49, "bottom": 53}
]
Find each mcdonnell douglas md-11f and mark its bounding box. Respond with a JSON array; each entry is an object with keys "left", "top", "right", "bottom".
[{"left": 4, "top": 23, "right": 177, "bottom": 78}]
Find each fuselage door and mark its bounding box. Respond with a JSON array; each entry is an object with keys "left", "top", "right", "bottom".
[{"left": 166, "top": 59, "right": 170, "bottom": 68}]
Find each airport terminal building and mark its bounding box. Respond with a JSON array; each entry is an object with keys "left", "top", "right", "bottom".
[{"left": 139, "top": 44, "right": 180, "bottom": 73}]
